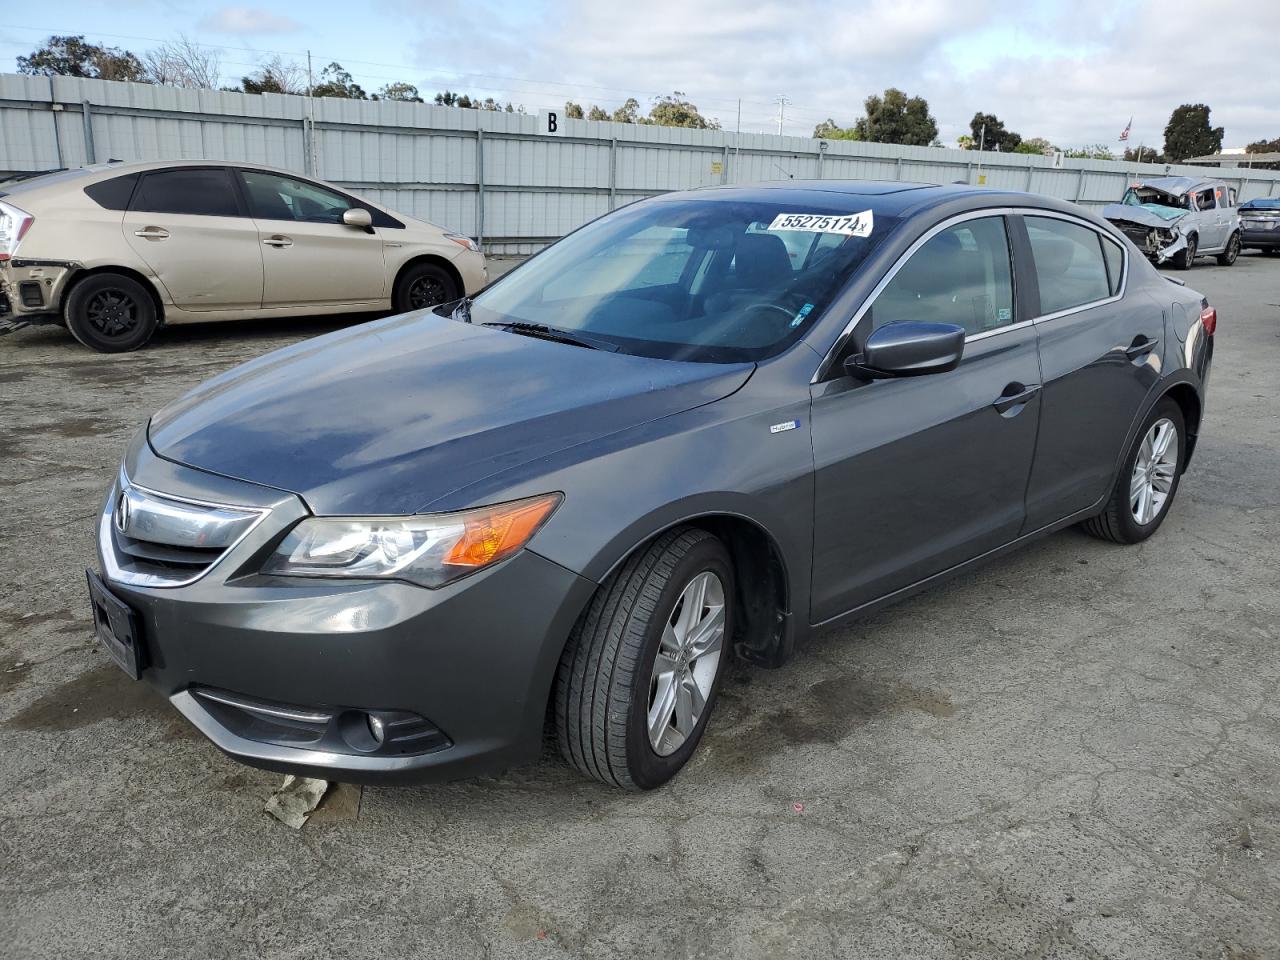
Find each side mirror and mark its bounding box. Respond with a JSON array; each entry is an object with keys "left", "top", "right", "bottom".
[
  {"left": 342, "top": 207, "right": 373, "bottom": 230},
  {"left": 845, "top": 321, "right": 965, "bottom": 379}
]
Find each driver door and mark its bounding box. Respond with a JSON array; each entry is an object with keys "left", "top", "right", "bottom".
[
  {"left": 235, "top": 169, "right": 386, "bottom": 308},
  {"left": 808, "top": 215, "right": 1042, "bottom": 623}
]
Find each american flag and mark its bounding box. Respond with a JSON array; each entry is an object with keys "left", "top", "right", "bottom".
[{"left": 1119, "top": 118, "right": 1132, "bottom": 142}]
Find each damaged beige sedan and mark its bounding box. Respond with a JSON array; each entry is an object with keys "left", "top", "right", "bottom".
[
  {"left": 1104, "top": 176, "right": 1242, "bottom": 270},
  {"left": 0, "top": 161, "right": 486, "bottom": 352}
]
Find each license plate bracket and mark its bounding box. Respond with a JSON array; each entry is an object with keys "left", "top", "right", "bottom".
[{"left": 86, "top": 569, "right": 143, "bottom": 680}]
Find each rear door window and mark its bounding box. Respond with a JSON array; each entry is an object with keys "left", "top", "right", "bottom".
[
  {"left": 131, "top": 168, "right": 240, "bottom": 217},
  {"left": 871, "top": 216, "right": 1015, "bottom": 336},
  {"left": 1025, "top": 216, "right": 1112, "bottom": 315}
]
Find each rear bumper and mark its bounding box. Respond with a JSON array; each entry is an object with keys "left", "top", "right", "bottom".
[
  {"left": 1240, "top": 229, "right": 1280, "bottom": 249},
  {"left": 0, "top": 259, "right": 76, "bottom": 319},
  {"left": 95, "top": 438, "right": 596, "bottom": 784}
]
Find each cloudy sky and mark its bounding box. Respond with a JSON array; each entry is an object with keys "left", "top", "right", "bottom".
[{"left": 6, "top": 0, "right": 1277, "bottom": 148}]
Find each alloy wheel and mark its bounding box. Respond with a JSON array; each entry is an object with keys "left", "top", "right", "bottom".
[
  {"left": 1130, "top": 417, "right": 1178, "bottom": 525},
  {"left": 408, "top": 276, "right": 447, "bottom": 309},
  {"left": 647, "top": 570, "right": 726, "bottom": 756},
  {"left": 86, "top": 289, "right": 140, "bottom": 337}
]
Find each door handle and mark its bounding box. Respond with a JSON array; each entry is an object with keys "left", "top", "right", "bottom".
[
  {"left": 992, "top": 382, "right": 1041, "bottom": 415},
  {"left": 262, "top": 236, "right": 293, "bottom": 248},
  {"left": 1124, "top": 336, "right": 1159, "bottom": 361},
  {"left": 133, "top": 227, "right": 169, "bottom": 240}
]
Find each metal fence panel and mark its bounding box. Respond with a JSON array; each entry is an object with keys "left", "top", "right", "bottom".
[{"left": 3, "top": 72, "right": 1278, "bottom": 254}]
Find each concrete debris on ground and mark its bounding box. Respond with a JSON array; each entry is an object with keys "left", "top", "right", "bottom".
[{"left": 263, "top": 775, "right": 331, "bottom": 829}]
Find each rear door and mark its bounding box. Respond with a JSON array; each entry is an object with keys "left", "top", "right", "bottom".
[
  {"left": 809, "top": 214, "right": 1042, "bottom": 622},
  {"left": 122, "top": 167, "right": 264, "bottom": 311},
  {"left": 1019, "top": 214, "right": 1163, "bottom": 529},
  {"left": 235, "top": 169, "right": 385, "bottom": 308}
]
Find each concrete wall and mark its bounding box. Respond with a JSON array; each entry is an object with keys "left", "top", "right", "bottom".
[{"left": 4, "top": 73, "right": 1279, "bottom": 254}]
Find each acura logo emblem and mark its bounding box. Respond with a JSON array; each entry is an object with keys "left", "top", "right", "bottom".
[{"left": 115, "top": 490, "right": 131, "bottom": 534}]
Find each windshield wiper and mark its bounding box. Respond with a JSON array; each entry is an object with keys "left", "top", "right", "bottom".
[{"left": 482, "top": 321, "right": 619, "bottom": 352}]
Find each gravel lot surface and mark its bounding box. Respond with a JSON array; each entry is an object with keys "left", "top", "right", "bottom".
[{"left": 1, "top": 254, "right": 1277, "bottom": 959}]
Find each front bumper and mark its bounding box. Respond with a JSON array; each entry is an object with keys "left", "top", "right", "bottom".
[{"left": 95, "top": 435, "right": 595, "bottom": 784}]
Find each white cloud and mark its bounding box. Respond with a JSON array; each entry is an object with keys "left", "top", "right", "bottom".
[
  {"left": 199, "top": 6, "right": 303, "bottom": 35},
  {"left": 387, "top": 0, "right": 1278, "bottom": 148}
]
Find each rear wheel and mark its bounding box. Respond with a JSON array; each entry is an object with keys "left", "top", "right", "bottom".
[
  {"left": 1217, "top": 232, "right": 1241, "bottom": 266},
  {"left": 1082, "top": 398, "right": 1185, "bottom": 544},
  {"left": 392, "top": 262, "right": 458, "bottom": 313},
  {"left": 555, "top": 527, "right": 733, "bottom": 790},
  {"left": 1172, "top": 234, "right": 1197, "bottom": 270},
  {"left": 64, "top": 273, "right": 158, "bottom": 353}
]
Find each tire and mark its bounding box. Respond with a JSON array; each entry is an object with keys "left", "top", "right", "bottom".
[
  {"left": 555, "top": 527, "right": 734, "bottom": 791},
  {"left": 392, "top": 261, "right": 458, "bottom": 313},
  {"left": 1082, "top": 398, "right": 1186, "bottom": 544},
  {"left": 1217, "top": 232, "right": 1241, "bottom": 266},
  {"left": 64, "top": 273, "right": 158, "bottom": 353},
  {"left": 1172, "top": 234, "right": 1197, "bottom": 270}
]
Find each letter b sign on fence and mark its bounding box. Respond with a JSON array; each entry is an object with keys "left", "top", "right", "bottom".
[{"left": 539, "top": 110, "right": 564, "bottom": 136}]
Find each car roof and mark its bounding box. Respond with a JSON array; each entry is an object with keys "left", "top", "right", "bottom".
[
  {"left": 1131, "top": 176, "right": 1222, "bottom": 196},
  {"left": 655, "top": 180, "right": 1088, "bottom": 219}
]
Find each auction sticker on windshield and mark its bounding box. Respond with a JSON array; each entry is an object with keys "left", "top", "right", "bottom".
[{"left": 767, "top": 210, "right": 873, "bottom": 237}]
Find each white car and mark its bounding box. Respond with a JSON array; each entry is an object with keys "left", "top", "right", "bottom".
[
  {"left": 1103, "top": 176, "right": 1242, "bottom": 270},
  {"left": 0, "top": 160, "right": 487, "bottom": 351}
]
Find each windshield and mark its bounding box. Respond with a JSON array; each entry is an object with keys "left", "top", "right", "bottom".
[
  {"left": 1121, "top": 187, "right": 1191, "bottom": 218},
  {"left": 467, "top": 197, "right": 897, "bottom": 362}
]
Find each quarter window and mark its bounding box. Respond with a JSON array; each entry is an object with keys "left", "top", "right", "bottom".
[
  {"left": 1101, "top": 235, "right": 1124, "bottom": 296},
  {"left": 1025, "top": 217, "right": 1112, "bottom": 315},
  {"left": 132, "top": 168, "right": 239, "bottom": 217},
  {"left": 871, "top": 216, "right": 1015, "bottom": 336}
]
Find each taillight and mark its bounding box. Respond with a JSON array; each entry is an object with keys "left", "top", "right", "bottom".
[
  {"left": 1199, "top": 306, "right": 1217, "bottom": 337},
  {"left": 0, "top": 201, "right": 35, "bottom": 262}
]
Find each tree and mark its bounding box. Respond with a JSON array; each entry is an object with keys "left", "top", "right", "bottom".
[
  {"left": 564, "top": 101, "right": 585, "bottom": 119},
  {"left": 312, "top": 62, "right": 367, "bottom": 100},
  {"left": 1064, "top": 144, "right": 1115, "bottom": 160},
  {"left": 1162, "top": 104, "right": 1223, "bottom": 162},
  {"left": 1123, "top": 145, "right": 1160, "bottom": 163},
  {"left": 645, "top": 92, "right": 718, "bottom": 129},
  {"left": 1246, "top": 137, "right": 1280, "bottom": 154},
  {"left": 237, "top": 56, "right": 305, "bottom": 95},
  {"left": 969, "top": 112, "right": 1021, "bottom": 152},
  {"left": 588, "top": 105, "right": 610, "bottom": 121},
  {"left": 143, "top": 36, "right": 221, "bottom": 89},
  {"left": 18, "top": 34, "right": 147, "bottom": 82},
  {"left": 853, "top": 88, "right": 937, "bottom": 146},
  {"left": 612, "top": 98, "right": 641, "bottom": 123},
  {"left": 377, "top": 82, "right": 423, "bottom": 102},
  {"left": 813, "top": 118, "right": 860, "bottom": 140},
  {"left": 1014, "top": 137, "right": 1057, "bottom": 156}
]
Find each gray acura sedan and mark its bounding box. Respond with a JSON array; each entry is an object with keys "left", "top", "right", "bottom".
[{"left": 89, "top": 181, "right": 1215, "bottom": 790}]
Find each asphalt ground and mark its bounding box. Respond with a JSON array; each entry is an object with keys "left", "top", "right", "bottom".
[{"left": 1, "top": 253, "right": 1278, "bottom": 960}]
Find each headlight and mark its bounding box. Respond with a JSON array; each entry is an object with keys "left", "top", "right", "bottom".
[
  {"left": 444, "top": 232, "right": 480, "bottom": 253},
  {"left": 262, "top": 493, "right": 561, "bottom": 587}
]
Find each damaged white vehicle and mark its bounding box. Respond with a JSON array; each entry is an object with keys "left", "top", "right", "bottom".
[{"left": 1103, "top": 177, "right": 1241, "bottom": 270}]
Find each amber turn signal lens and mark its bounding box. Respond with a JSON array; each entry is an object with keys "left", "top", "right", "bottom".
[{"left": 443, "top": 493, "right": 562, "bottom": 568}]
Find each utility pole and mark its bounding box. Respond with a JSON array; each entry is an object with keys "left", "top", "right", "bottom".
[
  {"left": 306, "top": 50, "right": 316, "bottom": 177},
  {"left": 774, "top": 95, "right": 790, "bottom": 136}
]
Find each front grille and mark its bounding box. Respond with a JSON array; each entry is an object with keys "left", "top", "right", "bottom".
[
  {"left": 190, "top": 686, "right": 451, "bottom": 757},
  {"left": 100, "top": 473, "right": 266, "bottom": 587}
]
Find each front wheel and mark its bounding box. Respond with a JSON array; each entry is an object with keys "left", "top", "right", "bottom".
[
  {"left": 1081, "top": 398, "right": 1186, "bottom": 544},
  {"left": 555, "top": 527, "right": 733, "bottom": 790},
  {"left": 1172, "top": 234, "right": 1197, "bottom": 270},
  {"left": 1217, "top": 232, "right": 1241, "bottom": 266},
  {"left": 392, "top": 262, "right": 458, "bottom": 313}
]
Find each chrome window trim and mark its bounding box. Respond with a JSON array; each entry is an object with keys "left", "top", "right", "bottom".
[
  {"left": 99, "top": 468, "right": 270, "bottom": 589},
  {"left": 812, "top": 205, "right": 1129, "bottom": 383}
]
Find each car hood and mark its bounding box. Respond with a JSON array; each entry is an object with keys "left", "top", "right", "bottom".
[
  {"left": 1103, "top": 203, "right": 1186, "bottom": 230},
  {"left": 149, "top": 311, "right": 753, "bottom": 515}
]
